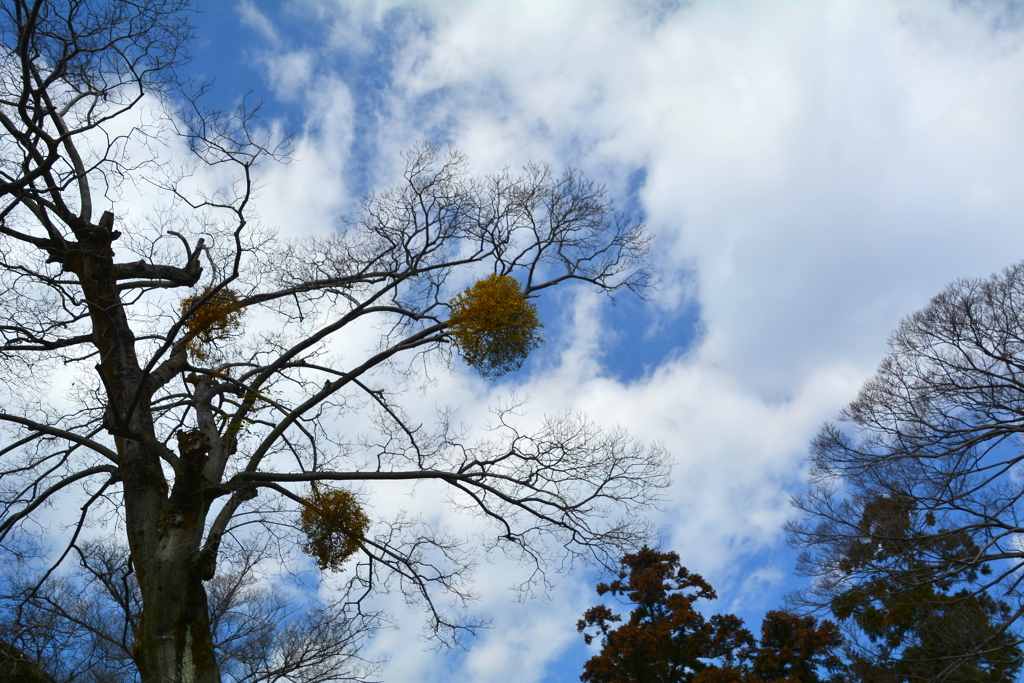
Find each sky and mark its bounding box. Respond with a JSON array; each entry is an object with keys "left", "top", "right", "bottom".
[{"left": 162, "top": 1, "right": 1024, "bottom": 681}]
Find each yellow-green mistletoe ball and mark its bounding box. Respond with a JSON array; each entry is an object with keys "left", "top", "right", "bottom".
[
  {"left": 299, "top": 484, "right": 370, "bottom": 571},
  {"left": 179, "top": 286, "right": 245, "bottom": 362},
  {"left": 447, "top": 274, "right": 544, "bottom": 379}
]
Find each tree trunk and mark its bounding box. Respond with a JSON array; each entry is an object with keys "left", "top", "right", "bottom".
[
  {"left": 133, "top": 543, "right": 219, "bottom": 683},
  {"left": 68, "top": 213, "right": 221, "bottom": 683},
  {"left": 131, "top": 431, "right": 220, "bottom": 683}
]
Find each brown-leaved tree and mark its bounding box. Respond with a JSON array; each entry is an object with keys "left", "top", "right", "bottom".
[
  {"left": 577, "top": 547, "right": 844, "bottom": 683},
  {"left": 0, "top": 2, "right": 668, "bottom": 681}
]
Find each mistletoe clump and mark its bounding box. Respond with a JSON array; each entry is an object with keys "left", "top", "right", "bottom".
[
  {"left": 447, "top": 273, "right": 544, "bottom": 379},
  {"left": 179, "top": 286, "right": 246, "bottom": 362},
  {"left": 299, "top": 484, "right": 370, "bottom": 571}
]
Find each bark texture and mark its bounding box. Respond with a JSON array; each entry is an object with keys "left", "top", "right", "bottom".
[{"left": 67, "top": 214, "right": 219, "bottom": 683}]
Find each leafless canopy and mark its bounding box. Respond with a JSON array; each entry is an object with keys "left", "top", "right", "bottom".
[
  {"left": 788, "top": 262, "right": 1024, "bottom": 680},
  {"left": 0, "top": 2, "right": 667, "bottom": 681}
]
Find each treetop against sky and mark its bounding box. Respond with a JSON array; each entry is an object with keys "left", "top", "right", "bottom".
[{"left": 6, "top": 1, "right": 1024, "bottom": 682}]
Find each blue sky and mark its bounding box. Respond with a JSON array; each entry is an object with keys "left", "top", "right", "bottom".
[{"left": 173, "top": 1, "right": 1024, "bottom": 681}]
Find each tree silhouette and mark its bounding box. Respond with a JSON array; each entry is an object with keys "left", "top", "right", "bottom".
[
  {"left": 0, "top": 3, "right": 667, "bottom": 681},
  {"left": 789, "top": 262, "right": 1024, "bottom": 680}
]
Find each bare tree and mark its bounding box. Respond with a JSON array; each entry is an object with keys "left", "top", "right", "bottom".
[
  {"left": 0, "top": 539, "right": 379, "bottom": 683},
  {"left": 787, "top": 262, "right": 1024, "bottom": 681},
  {"left": 0, "top": 3, "right": 667, "bottom": 683}
]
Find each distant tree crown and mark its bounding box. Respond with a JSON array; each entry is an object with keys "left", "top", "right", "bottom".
[{"left": 578, "top": 546, "right": 844, "bottom": 683}]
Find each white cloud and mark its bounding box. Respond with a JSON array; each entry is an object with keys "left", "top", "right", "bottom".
[
  {"left": 262, "top": 50, "right": 316, "bottom": 101},
  {"left": 236, "top": 0, "right": 281, "bottom": 46},
  {"left": 368, "top": 0, "right": 1024, "bottom": 394},
  {"left": 136, "top": 1, "right": 1024, "bottom": 681}
]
